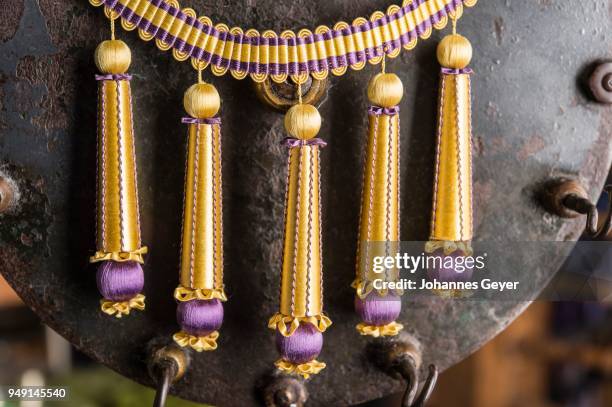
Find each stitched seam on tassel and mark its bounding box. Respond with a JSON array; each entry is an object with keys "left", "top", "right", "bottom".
[
  {"left": 431, "top": 75, "right": 445, "bottom": 240},
  {"left": 467, "top": 75, "right": 473, "bottom": 238},
  {"left": 179, "top": 123, "right": 189, "bottom": 283},
  {"left": 355, "top": 113, "right": 367, "bottom": 279},
  {"left": 99, "top": 81, "right": 107, "bottom": 250},
  {"left": 127, "top": 81, "right": 142, "bottom": 248},
  {"left": 212, "top": 123, "right": 218, "bottom": 289},
  {"left": 291, "top": 148, "right": 304, "bottom": 315},
  {"left": 280, "top": 147, "right": 291, "bottom": 315},
  {"left": 455, "top": 75, "right": 464, "bottom": 242},
  {"left": 364, "top": 114, "right": 379, "bottom": 280},
  {"left": 396, "top": 115, "right": 401, "bottom": 246},
  {"left": 317, "top": 147, "right": 324, "bottom": 307},
  {"left": 385, "top": 114, "right": 392, "bottom": 261},
  {"left": 116, "top": 79, "right": 125, "bottom": 251},
  {"left": 190, "top": 124, "right": 201, "bottom": 288},
  {"left": 306, "top": 146, "right": 314, "bottom": 315},
  {"left": 215, "top": 124, "right": 225, "bottom": 290}
]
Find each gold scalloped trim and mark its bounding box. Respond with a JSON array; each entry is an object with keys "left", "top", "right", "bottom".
[
  {"left": 268, "top": 313, "right": 332, "bottom": 336},
  {"left": 351, "top": 278, "right": 404, "bottom": 299},
  {"left": 100, "top": 293, "right": 145, "bottom": 318},
  {"left": 89, "top": 0, "right": 478, "bottom": 82},
  {"left": 90, "top": 247, "right": 148, "bottom": 264},
  {"left": 174, "top": 286, "right": 227, "bottom": 302},
  {"left": 173, "top": 331, "right": 219, "bottom": 352},
  {"left": 424, "top": 240, "right": 473, "bottom": 256},
  {"left": 275, "top": 359, "right": 326, "bottom": 379},
  {"left": 356, "top": 321, "right": 403, "bottom": 337}
]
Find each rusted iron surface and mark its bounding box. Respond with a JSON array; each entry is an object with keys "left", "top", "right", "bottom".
[{"left": 0, "top": 0, "right": 611, "bottom": 405}]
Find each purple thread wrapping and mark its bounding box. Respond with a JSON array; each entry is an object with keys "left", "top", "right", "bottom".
[
  {"left": 441, "top": 67, "right": 474, "bottom": 75},
  {"left": 95, "top": 74, "right": 132, "bottom": 81},
  {"left": 281, "top": 137, "right": 327, "bottom": 148},
  {"left": 354, "top": 292, "right": 402, "bottom": 326},
  {"left": 368, "top": 105, "right": 400, "bottom": 117},
  {"left": 181, "top": 117, "right": 222, "bottom": 125},
  {"left": 176, "top": 299, "right": 224, "bottom": 336},
  {"left": 275, "top": 323, "right": 323, "bottom": 364},
  {"left": 426, "top": 249, "right": 474, "bottom": 283},
  {"left": 99, "top": 0, "right": 470, "bottom": 76},
  {"left": 96, "top": 260, "right": 144, "bottom": 301}
]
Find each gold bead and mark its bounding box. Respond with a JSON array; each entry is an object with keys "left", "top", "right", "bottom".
[
  {"left": 367, "top": 73, "right": 403, "bottom": 108},
  {"left": 94, "top": 40, "right": 131, "bottom": 74},
  {"left": 437, "top": 34, "right": 473, "bottom": 69},
  {"left": 284, "top": 104, "right": 321, "bottom": 140},
  {"left": 183, "top": 83, "right": 221, "bottom": 119}
]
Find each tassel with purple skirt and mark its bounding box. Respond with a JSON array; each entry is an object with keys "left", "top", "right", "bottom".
[
  {"left": 90, "top": 35, "right": 147, "bottom": 318},
  {"left": 172, "top": 78, "right": 227, "bottom": 352},
  {"left": 352, "top": 67, "right": 405, "bottom": 337}
]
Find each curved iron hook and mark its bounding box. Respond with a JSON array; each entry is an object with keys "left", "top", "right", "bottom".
[
  {"left": 563, "top": 184, "right": 612, "bottom": 239},
  {"left": 396, "top": 355, "right": 439, "bottom": 407}
]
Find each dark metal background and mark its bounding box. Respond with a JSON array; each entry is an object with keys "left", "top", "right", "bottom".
[{"left": 0, "top": 0, "right": 611, "bottom": 405}]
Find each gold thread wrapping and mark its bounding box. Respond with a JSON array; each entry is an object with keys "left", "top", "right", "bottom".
[
  {"left": 276, "top": 146, "right": 327, "bottom": 322},
  {"left": 354, "top": 112, "right": 402, "bottom": 298},
  {"left": 92, "top": 79, "right": 146, "bottom": 263},
  {"left": 430, "top": 74, "right": 473, "bottom": 242},
  {"left": 178, "top": 123, "right": 225, "bottom": 298}
]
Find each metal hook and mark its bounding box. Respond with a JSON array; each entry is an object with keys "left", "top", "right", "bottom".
[
  {"left": 563, "top": 184, "right": 612, "bottom": 239},
  {"left": 542, "top": 179, "right": 612, "bottom": 239},
  {"left": 261, "top": 372, "right": 308, "bottom": 407},
  {"left": 147, "top": 344, "right": 189, "bottom": 407},
  {"left": 367, "top": 333, "right": 439, "bottom": 407}
]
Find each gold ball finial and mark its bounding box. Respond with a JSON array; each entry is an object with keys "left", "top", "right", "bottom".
[
  {"left": 284, "top": 104, "right": 321, "bottom": 140},
  {"left": 437, "top": 34, "right": 473, "bottom": 69},
  {"left": 367, "top": 73, "right": 404, "bottom": 108},
  {"left": 94, "top": 40, "right": 131, "bottom": 74},
  {"left": 183, "top": 83, "right": 221, "bottom": 119}
]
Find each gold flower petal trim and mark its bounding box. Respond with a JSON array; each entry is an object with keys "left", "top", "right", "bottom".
[
  {"left": 90, "top": 247, "right": 148, "bottom": 264},
  {"left": 351, "top": 278, "right": 404, "bottom": 299},
  {"left": 268, "top": 313, "right": 332, "bottom": 336},
  {"left": 100, "top": 294, "right": 145, "bottom": 318},
  {"left": 424, "top": 240, "right": 473, "bottom": 256},
  {"left": 275, "top": 359, "right": 326, "bottom": 379},
  {"left": 356, "top": 321, "right": 404, "bottom": 337},
  {"left": 174, "top": 286, "right": 227, "bottom": 302},
  {"left": 173, "top": 331, "right": 220, "bottom": 352}
]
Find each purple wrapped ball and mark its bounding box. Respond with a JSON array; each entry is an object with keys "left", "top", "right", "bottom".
[
  {"left": 355, "top": 293, "right": 402, "bottom": 326},
  {"left": 276, "top": 323, "right": 323, "bottom": 364},
  {"left": 177, "top": 299, "right": 224, "bottom": 336},
  {"left": 96, "top": 260, "right": 144, "bottom": 301},
  {"left": 426, "top": 249, "right": 474, "bottom": 283}
]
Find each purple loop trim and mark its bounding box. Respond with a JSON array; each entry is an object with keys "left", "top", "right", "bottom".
[
  {"left": 441, "top": 67, "right": 474, "bottom": 75},
  {"left": 181, "top": 117, "right": 222, "bottom": 125},
  {"left": 368, "top": 105, "right": 400, "bottom": 116},
  {"left": 95, "top": 74, "right": 132, "bottom": 81},
  {"left": 282, "top": 137, "right": 327, "bottom": 148}
]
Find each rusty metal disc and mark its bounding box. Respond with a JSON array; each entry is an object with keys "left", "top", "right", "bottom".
[{"left": 0, "top": 0, "right": 611, "bottom": 405}]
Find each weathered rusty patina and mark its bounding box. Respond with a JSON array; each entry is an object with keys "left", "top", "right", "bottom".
[{"left": 0, "top": 0, "right": 611, "bottom": 405}]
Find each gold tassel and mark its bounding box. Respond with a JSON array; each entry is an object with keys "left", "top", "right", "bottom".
[
  {"left": 352, "top": 58, "right": 404, "bottom": 337},
  {"left": 268, "top": 93, "right": 331, "bottom": 378},
  {"left": 91, "top": 17, "right": 147, "bottom": 316},
  {"left": 173, "top": 74, "right": 226, "bottom": 352}
]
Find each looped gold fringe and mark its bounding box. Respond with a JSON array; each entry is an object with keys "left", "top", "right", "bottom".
[
  {"left": 173, "top": 331, "right": 219, "bottom": 352},
  {"left": 275, "top": 359, "right": 326, "bottom": 379},
  {"left": 356, "top": 321, "right": 404, "bottom": 337},
  {"left": 174, "top": 286, "right": 227, "bottom": 302},
  {"left": 100, "top": 293, "right": 145, "bottom": 317},
  {"left": 424, "top": 240, "right": 473, "bottom": 256},
  {"left": 90, "top": 247, "right": 148, "bottom": 264},
  {"left": 351, "top": 278, "right": 404, "bottom": 299},
  {"left": 268, "top": 313, "right": 332, "bottom": 337}
]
